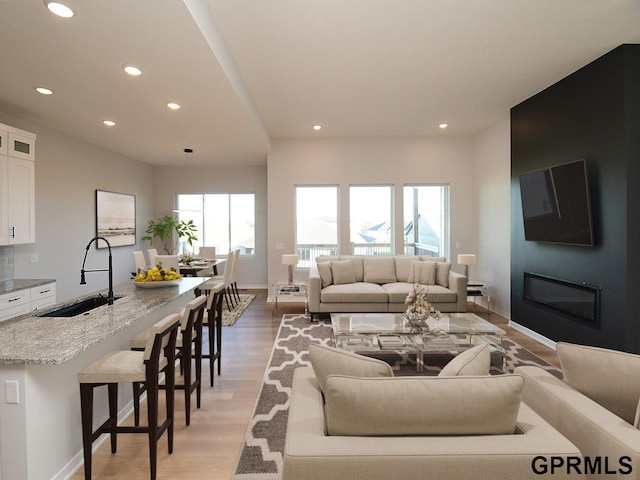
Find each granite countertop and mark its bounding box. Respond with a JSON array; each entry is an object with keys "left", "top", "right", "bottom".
[
  {"left": 0, "top": 279, "right": 56, "bottom": 295},
  {"left": 0, "top": 277, "right": 206, "bottom": 365}
]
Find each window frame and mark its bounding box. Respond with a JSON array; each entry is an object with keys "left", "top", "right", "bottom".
[
  {"left": 348, "top": 184, "right": 394, "bottom": 256},
  {"left": 402, "top": 183, "right": 450, "bottom": 259}
]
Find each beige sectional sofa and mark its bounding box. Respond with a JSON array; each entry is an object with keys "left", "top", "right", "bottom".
[
  {"left": 283, "top": 366, "right": 584, "bottom": 480},
  {"left": 308, "top": 255, "right": 467, "bottom": 320},
  {"left": 517, "top": 342, "right": 640, "bottom": 478}
]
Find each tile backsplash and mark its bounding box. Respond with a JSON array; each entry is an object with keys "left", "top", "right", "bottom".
[{"left": 0, "top": 246, "right": 14, "bottom": 283}]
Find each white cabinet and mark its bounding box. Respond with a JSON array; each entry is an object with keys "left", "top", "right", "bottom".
[
  {"left": 0, "top": 129, "right": 7, "bottom": 155},
  {"left": 0, "top": 124, "right": 36, "bottom": 245},
  {"left": 30, "top": 282, "right": 56, "bottom": 312},
  {"left": 0, "top": 282, "right": 56, "bottom": 322},
  {"left": 0, "top": 289, "right": 31, "bottom": 322}
]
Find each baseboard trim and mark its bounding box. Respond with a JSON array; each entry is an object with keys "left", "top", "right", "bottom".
[{"left": 508, "top": 320, "right": 557, "bottom": 351}]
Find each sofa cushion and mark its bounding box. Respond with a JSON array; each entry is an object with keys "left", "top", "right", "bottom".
[
  {"left": 383, "top": 283, "right": 456, "bottom": 304},
  {"left": 439, "top": 344, "right": 490, "bottom": 376},
  {"left": 339, "top": 256, "right": 364, "bottom": 282},
  {"left": 407, "top": 260, "right": 437, "bottom": 285},
  {"left": 324, "top": 374, "right": 523, "bottom": 436},
  {"left": 316, "top": 261, "right": 333, "bottom": 288},
  {"left": 435, "top": 262, "right": 452, "bottom": 287},
  {"left": 321, "top": 283, "right": 389, "bottom": 303},
  {"left": 557, "top": 342, "right": 640, "bottom": 425},
  {"left": 363, "top": 257, "right": 397, "bottom": 284},
  {"left": 309, "top": 343, "right": 393, "bottom": 394},
  {"left": 331, "top": 260, "right": 356, "bottom": 285}
]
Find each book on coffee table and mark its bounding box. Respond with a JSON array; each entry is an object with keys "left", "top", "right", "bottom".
[{"left": 378, "top": 335, "right": 403, "bottom": 349}]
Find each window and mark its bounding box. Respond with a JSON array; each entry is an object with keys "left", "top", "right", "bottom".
[
  {"left": 349, "top": 185, "right": 393, "bottom": 255},
  {"left": 176, "top": 193, "right": 255, "bottom": 255},
  {"left": 403, "top": 185, "right": 448, "bottom": 257},
  {"left": 295, "top": 186, "right": 338, "bottom": 268}
]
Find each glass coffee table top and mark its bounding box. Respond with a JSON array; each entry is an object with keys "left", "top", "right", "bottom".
[{"left": 330, "top": 312, "right": 505, "bottom": 336}]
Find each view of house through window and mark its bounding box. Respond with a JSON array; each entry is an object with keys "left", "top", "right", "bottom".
[
  {"left": 350, "top": 185, "right": 393, "bottom": 255},
  {"left": 176, "top": 193, "right": 255, "bottom": 256},
  {"left": 403, "top": 185, "right": 448, "bottom": 257},
  {"left": 295, "top": 186, "right": 338, "bottom": 268}
]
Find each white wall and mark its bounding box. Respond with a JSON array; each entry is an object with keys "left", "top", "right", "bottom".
[
  {"left": 267, "top": 136, "right": 476, "bottom": 286},
  {"left": 0, "top": 112, "right": 155, "bottom": 303},
  {"left": 153, "top": 164, "right": 268, "bottom": 288},
  {"left": 472, "top": 116, "right": 511, "bottom": 318}
]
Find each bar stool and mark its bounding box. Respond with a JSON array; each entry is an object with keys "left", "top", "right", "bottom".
[
  {"left": 203, "top": 283, "right": 225, "bottom": 386},
  {"left": 131, "top": 295, "right": 206, "bottom": 426},
  {"left": 78, "top": 313, "right": 180, "bottom": 480}
]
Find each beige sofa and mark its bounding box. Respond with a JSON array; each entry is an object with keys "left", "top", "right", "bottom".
[
  {"left": 517, "top": 342, "right": 640, "bottom": 478},
  {"left": 283, "top": 367, "right": 583, "bottom": 480},
  {"left": 308, "top": 255, "right": 467, "bottom": 320}
]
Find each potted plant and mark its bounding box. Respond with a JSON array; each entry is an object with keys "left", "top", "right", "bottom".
[{"left": 142, "top": 215, "right": 198, "bottom": 254}]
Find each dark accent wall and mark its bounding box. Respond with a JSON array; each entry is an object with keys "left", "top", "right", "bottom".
[{"left": 511, "top": 44, "right": 640, "bottom": 353}]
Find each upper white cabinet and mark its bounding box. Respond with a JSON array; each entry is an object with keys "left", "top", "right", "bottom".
[
  {"left": 0, "top": 129, "right": 7, "bottom": 155},
  {"left": 0, "top": 124, "right": 36, "bottom": 245}
]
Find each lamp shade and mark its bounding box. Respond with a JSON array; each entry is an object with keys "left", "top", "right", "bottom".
[
  {"left": 457, "top": 254, "right": 476, "bottom": 265},
  {"left": 282, "top": 254, "right": 299, "bottom": 266}
]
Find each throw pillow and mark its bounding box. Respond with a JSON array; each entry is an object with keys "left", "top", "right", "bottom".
[
  {"left": 324, "top": 374, "right": 523, "bottom": 436},
  {"left": 316, "top": 262, "right": 333, "bottom": 288},
  {"left": 436, "top": 262, "right": 452, "bottom": 287},
  {"left": 439, "top": 344, "right": 490, "bottom": 376},
  {"left": 308, "top": 343, "right": 394, "bottom": 393},
  {"left": 558, "top": 342, "right": 640, "bottom": 425},
  {"left": 363, "top": 257, "right": 397, "bottom": 284},
  {"left": 330, "top": 260, "right": 356, "bottom": 285},
  {"left": 407, "top": 260, "right": 437, "bottom": 285}
]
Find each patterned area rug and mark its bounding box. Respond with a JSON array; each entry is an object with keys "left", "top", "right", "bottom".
[
  {"left": 222, "top": 294, "right": 255, "bottom": 326},
  {"left": 231, "top": 314, "right": 561, "bottom": 479}
]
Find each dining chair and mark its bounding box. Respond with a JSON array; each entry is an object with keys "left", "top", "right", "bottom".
[
  {"left": 133, "top": 250, "right": 147, "bottom": 272},
  {"left": 230, "top": 249, "right": 241, "bottom": 303},
  {"left": 198, "top": 246, "right": 216, "bottom": 259},
  {"left": 147, "top": 248, "right": 158, "bottom": 267},
  {"left": 200, "top": 250, "right": 235, "bottom": 311},
  {"left": 154, "top": 254, "right": 179, "bottom": 272},
  {"left": 78, "top": 313, "right": 180, "bottom": 480}
]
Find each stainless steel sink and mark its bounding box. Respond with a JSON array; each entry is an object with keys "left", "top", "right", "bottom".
[{"left": 38, "top": 296, "right": 121, "bottom": 317}]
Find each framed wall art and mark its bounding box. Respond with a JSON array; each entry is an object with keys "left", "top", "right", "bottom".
[{"left": 95, "top": 190, "right": 136, "bottom": 248}]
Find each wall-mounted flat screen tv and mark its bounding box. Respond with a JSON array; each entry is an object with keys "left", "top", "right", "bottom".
[{"left": 519, "top": 159, "right": 594, "bottom": 246}]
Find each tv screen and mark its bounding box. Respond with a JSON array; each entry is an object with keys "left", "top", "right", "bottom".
[{"left": 519, "top": 159, "right": 594, "bottom": 246}]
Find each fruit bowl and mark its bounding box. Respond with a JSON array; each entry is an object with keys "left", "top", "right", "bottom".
[{"left": 134, "top": 279, "right": 182, "bottom": 288}]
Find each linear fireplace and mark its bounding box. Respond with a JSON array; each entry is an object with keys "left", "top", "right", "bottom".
[{"left": 523, "top": 272, "right": 601, "bottom": 327}]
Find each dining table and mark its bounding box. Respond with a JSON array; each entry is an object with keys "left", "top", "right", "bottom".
[{"left": 179, "top": 258, "right": 226, "bottom": 277}]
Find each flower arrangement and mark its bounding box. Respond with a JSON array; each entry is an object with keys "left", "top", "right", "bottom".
[{"left": 404, "top": 283, "right": 441, "bottom": 320}]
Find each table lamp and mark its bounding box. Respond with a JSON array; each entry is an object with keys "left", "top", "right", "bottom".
[
  {"left": 457, "top": 254, "right": 476, "bottom": 279},
  {"left": 282, "top": 254, "right": 299, "bottom": 285}
]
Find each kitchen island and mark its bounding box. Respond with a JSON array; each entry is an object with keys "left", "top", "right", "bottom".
[{"left": 0, "top": 277, "right": 207, "bottom": 480}]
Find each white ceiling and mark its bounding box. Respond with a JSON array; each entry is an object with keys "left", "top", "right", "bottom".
[{"left": 0, "top": 0, "right": 639, "bottom": 166}]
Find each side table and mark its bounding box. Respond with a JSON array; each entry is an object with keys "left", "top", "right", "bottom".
[
  {"left": 268, "top": 280, "right": 308, "bottom": 312},
  {"left": 467, "top": 281, "right": 490, "bottom": 316}
]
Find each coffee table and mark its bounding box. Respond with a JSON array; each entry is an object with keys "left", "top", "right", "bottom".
[{"left": 330, "top": 312, "right": 506, "bottom": 373}]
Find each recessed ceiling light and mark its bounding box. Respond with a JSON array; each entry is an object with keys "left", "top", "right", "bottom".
[
  {"left": 167, "top": 102, "right": 181, "bottom": 110},
  {"left": 123, "top": 65, "right": 142, "bottom": 76},
  {"left": 438, "top": 123, "right": 448, "bottom": 129},
  {"left": 35, "top": 87, "right": 54, "bottom": 95},
  {"left": 46, "top": 2, "right": 74, "bottom": 18},
  {"left": 103, "top": 120, "right": 116, "bottom": 127},
  {"left": 313, "top": 125, "right": 322, "bottom": 131}
]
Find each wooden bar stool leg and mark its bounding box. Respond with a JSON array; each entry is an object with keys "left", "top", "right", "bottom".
[
  {"left": 195, "top": 328, "right": 202, "bottom": 408},
  {"left": 108, "top": 383, "right": 118, "bottom": 453},
  {"left": 133, "top": 382, "right": 141, "bottom": 426},
  {"left": 165, "top": 353, "right": 175, "bottom": 454},
  {"left": 183, "top": 344, "right": 192, "bottom": 426},
  {"left": 208, "top": 322, "right": 215, "bottom": 387},
  {"left": 146, "top": 379, "right": 159, "bottom": 480},
  {"left": 80, "top": 383, "right": 94, "bottom": 480}
]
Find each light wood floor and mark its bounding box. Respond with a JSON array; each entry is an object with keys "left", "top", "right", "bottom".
[{"left": 70, "top": 290, "right": 559, "bottom": 479}]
